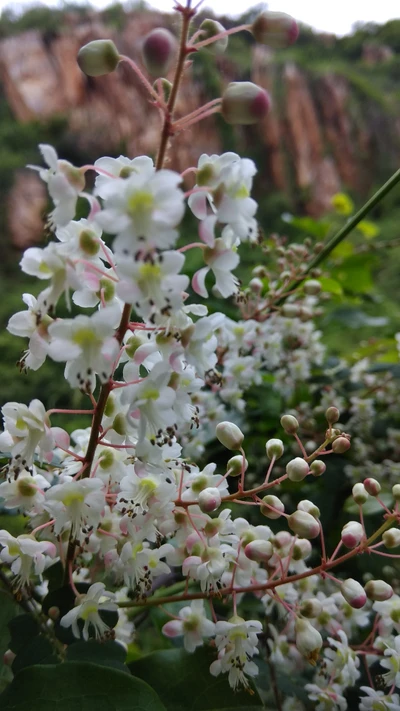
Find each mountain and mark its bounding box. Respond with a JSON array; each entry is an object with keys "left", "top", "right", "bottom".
[{"left": 0, "top": 4, "right": 400, "bottom": 250}]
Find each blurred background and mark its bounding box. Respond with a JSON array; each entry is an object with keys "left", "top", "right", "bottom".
[{"left": 0, "top": 0, "right": 399, "bottom": 418}]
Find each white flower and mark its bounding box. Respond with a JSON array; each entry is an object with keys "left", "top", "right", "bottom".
[
  {"left": 94, "top": 155, "right": 154, "bottom": 198},
  {"left": 47, "top": 306, "right": 120, "bottom": 390},
  {"left": 0, "top": 531, "right": 56, "bottom": 588},
  {"left": 29, "top": 144, "right": 85, "bottom": 227},
  {"left": 306, "top": 683, "right": 347, "bottom": 710},
  {"left": 324, "top": 630, "right": 360, "bottom": 687},
  {"left": 162, "top": 600, "right": 215, "bottom": 652},
  {"left": 121, "top": 363, "right": 176, "bottom": 440},
  {"left": 380, "top": 635, "right": 400, "bottom": 688},
  {"left": 95, "top": 169, "right": 185, "bottom": 254},
  {"left": 0, "top": 399, "right": 54, "bottom": 471},
  {"left": 44, "top": 478, "right": 105, "bottom": 539},
  {"left": 183, "top": 545, "right": 229, "bottom": 592},
  {"left": 209, "top": 616, "right": 262, "bottom": 690},
  {"left": 7, "top": 293, "right": 50, "bottom": 371},
  {"left": 60, "top": 582, "right": 117, "bottom": 640},
  {"left": 359, "top": 686, "right": 400, "bottom": 710},
  {"left": 117, "top": 470, "right": 176, "bottom": 516},
  {"left": 0, "top": 471, "right": 49, "bottom": 513},
  {"left": 119, "top": 542, "right": 173, "bottom": 593},
  {"left": 192, "top": 233, "right": 240, "bottom": 299}
]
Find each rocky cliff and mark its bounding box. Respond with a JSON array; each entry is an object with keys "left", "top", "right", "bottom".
[{"left": 1, "top": 8, "right": 399, "bottom": 246}]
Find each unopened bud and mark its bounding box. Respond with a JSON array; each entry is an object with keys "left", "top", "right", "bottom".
[
  {"left": 251, "top": 11, "right": 299, "bottom": 48},
  {"left": 286, "top": 457, "right": 309, "bottom": 482},
  {"left": 281, "top": 304, "right": 301, "bottom": 318},
  {"left": 199, "top": 19, "right": 228, "bottom": 54},
  {"left": 280, "top": 414, "right": 299, "bottom": 434},
  {"left": 244, "top": 539, "right": 273, "bottom": 562},
  {"left": 352, "top": 483, "right": 369, "bottom": 505},
  {"left": 299, "top": 306, "right": 313, "bottom": 322},
  {"left": 341, "top": 521, "right": 364, "bottom": 549},
  {"left": 48, "top": 606, "right": 60, "bottom": 621},
  {"left": 227, "top": 454, "right": 248, "bottom": 477},
  {"left": 3, "top": 650, "right": 16, "bottom": 666},
  {"left": 222, "top": 82, "right": 271, "bottom": 125},
  {"left": 363, "top": 478, "right": 381, "bottom": 496},
  {"left": 198, "top": 487, "right": 221, "bottom": 513},
  {"left": 142, "top": 28, "right": 177, "bottom": 77},
  {"left": 364, "top": 579, "right": 393, "bottom": 602},
  {"left": 293, "top": 538, "right": 312, "bottom": 561},
  {"left": 383, "top": 528, "right": 400, "bottom": 549},
  {"left": 288, "top": 510, "right": 320, "bottom": 539},
  {"left": 266, "top": 438, "right": 284, "bottom": 460},
  {"left": 341, "top": 578, "right": 367, "bottom": 609},
  {"left": 325, "top": 407, "right": 340, "bottom": 425},
  {"left": 310, "top": 460, "right": 326, "bottom": 477},
  {"left": 260, "top": 494, "right": 285, "bottom": 519},
  {"left": 303, "top": 279, "right": 321, "bottom": 296},
  {"left": 297, "top": 500, "right": 320, "bottom": 518},
  {"left": 77, "top": 39, "right": 120, "bottom": 77},
  {"left": 332, "top": 436, "right": 351, "bottom": 453},
  {"left": 216, "top": 421, "right": 244, "bottom": 450},
  {"left": 299, "top": 598, "right": 323, "bottom": 618},
  {"left": 294, "top": 617, "right": 322, "bottom": 665},
  {"left": 392, "top": 484, "right": 400, "bottom": 501},
  {"left": 153, "top": 77, "right": 172, "bottom": 101},
  {"left": 249, "top": 277, "right": 263, "bottom": 293}
]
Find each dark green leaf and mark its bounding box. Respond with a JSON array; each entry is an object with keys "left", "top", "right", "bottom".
[
  {"left": 0, "top": 591, "right": 19, "bottom": 692},
  {"left": 129, "top": 647, "right": 264, "bottom": 711},
  {"left": 43, "top": 561, "right": 64, "bottom": 592},
  {"left": 8, "top": 614, "right": 39, "bottom": 654},
  {"left": 12, "top": 635, "right": 59, "bottom": 675},
  {"left": 0, "top": 662, "right": 166, "bottom": 711},
  {"left": 66, "top": 640, "right": 129, "bottom": 673}
]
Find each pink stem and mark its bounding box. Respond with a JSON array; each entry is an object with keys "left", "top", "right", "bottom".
[
  {"left": 47, "top": 408, "right": 94, "bottom": 416},
  {"left": 119, "top": 55, "right": 164, "bottom": 104},
  {"left": 294, "top": 434, "right": 308, "bottom": 459},
  {"left": 191, "top": 24, "right": 251, "bottom": 50},
  {"left": 177, "top": 242, "right": 205, "bottom": 253},
  {"left": 175, "top": 105, "right": 221, "bottom": 131},
  {"left": 32, "top": 519, "right": 55, "bottom": 536},
  {"left": 80, "top": 164, "right": 116, "bottom": 179},
  {"left": 264, "top": 456, "right": 276, "bottom": 485},
  {"left": 174, "top": 98, "right": 221, "bottom": 127},
  {"left": 75, "top": 260, "right": 119, "bottom": 282}
]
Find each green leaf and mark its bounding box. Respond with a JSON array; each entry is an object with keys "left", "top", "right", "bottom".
[
  {"left": 8, "top": 614, "right": 40, "bottom": 654},
  {"left": 318, "top": 277, "right": 343, "bottom": 296},
  {"left": 282, "top": 213, "right": 330, "bottom": 239},
  {"left": 0, "top": 662, "right": 166, "bottom": 711},
  {"left": 12, "top": 635, "right": 59, "bottom": 675},
  {"left": 344, "top": 492, "right": 393, "bottom": 516},
  {"left": 66, "top": 640, "right": 129, "bottom": 674},
  {"left": 0, "top": 591, "right": 19, "bottom": 692},
  {"left": 129, "top": 647, "right": 264, "bottom": 711}
]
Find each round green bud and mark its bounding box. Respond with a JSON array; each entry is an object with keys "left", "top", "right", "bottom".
[
  {"left": 325, "top": 406, "right": 340, "bottom": 424},
  {"left": 227, "top": 454, "right": 248, "bottom": 477},
  {"left": 251, "top": 11, "right": 299, "bottom": 48},
  {"left": 352, "top": 483, "right": 369, "bottom": 505},
  {"left": 260, "top": 494, "right": 284, "bottom": 519},
  {"left": 310, "top": 460, "right": 326, "bottom": 477},
  {"left": 222, "top": 82, "right": 271, "bottom": 125},
  {"left": 303, "top": 279, "right": 321, "bottom": 296},
  {"left": 265, "top": 438, "right": 284, "bottom": 460},
  {"left": 216, "top": 421, "right": 244, "bottom": 450},
  {"left": 199, "top": 19, "right": 228, "bottom": 54},
  {"left": 286, "top": 457, "right": 309, "bottom": 482},
  {"left": 280, "top": 414, "right": 299, "bottom": 434},
  {"left": 332, "top": 436, "right": 351, "bottom": 453},
  {"left": 77, "top": 39, "right": 120, "bottom": 77}
]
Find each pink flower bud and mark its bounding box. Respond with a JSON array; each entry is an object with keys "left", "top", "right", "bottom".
[
  {"left": 251, "top": 11, "right": 299, "bottom": 48},
  {"left": 325, "top": 407, "right": 340, "bottom": 424},
  {"left": 299, "top": 598, "right": 323, "bottom": 618},
  {"left": 363, "top": 478, "right": 381, "bottom": 496},
  {"left": 297, "top": 500, "right": 320, "bottom": 518},
  {"left": 227, "top": 454, "right": 248, "bottom": 477},
  {"left": 216, "top": 421, "right": 244, "bottom": 450},
  {"left": 332, "top": 436, "right": 351, "bottom": 453},
  {"left": 142, "top": 28, "right": 177, "bottom": 77},
  {"left": 273, "top": 530, "right": 292, "bottom": 550},
  {"left": 198, "top": 487, "right": 221, "bottom": 513},
  {"left": 221, "top": 82, "right": 271, "bottom": 125},
  {"left": 310, "top": 460, "right": 326, "bottom": 477},
  {"left": 77, "top": 39, "right": 120, "bottom": 77},
  {"left": 294, "top": 617, "right": 322, "bottom": 665},
  {"left": 341, "top": 578, "right": 367, "bottom": 609},
  {"left": 341, "top": 521, "right": 364, "bottom": 549},
  {"left": 260, "top": 494, "right": 285, "bottom": 519},
  {"left": 364, "top": 579, "right": 393, "bottom": 602},
  {"left": 352, "top": 483, "right": 369, "bottom": 505},
  {"left": 303, "top": 279, "right": 321, "bottom": 296},
  {"left": 280, "top": 414, "right": 299, "bottom": 434},
  {"left": 286, "top": 457, "right": 309, "bottom": 482},
  {"left": 199, "top": 19, "right": 228, "bottom": 54},
  {"left": 244, "top": 539, "right": 273, "bottom": 562},
  {"left": 383, "top": 528, "right": 400, "bottom": 549},
  {"left": 288, "top": 511, "right": 320, "bottom": 539},
  {"left": 265, "top": 438, "right": 284, "bottom": 460}
]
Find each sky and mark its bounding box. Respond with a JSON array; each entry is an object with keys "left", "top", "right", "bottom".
[{"left": 0, "top": 0, "right": 399, "bottom": 36}]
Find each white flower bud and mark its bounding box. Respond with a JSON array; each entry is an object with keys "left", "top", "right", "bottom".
[
  {"left": 293, "top": 538, "right": 312, "bottom": 561},
  {"left": 216, "top": 421, "right": 244, "bottom": 450},
  {"left": 294, "top": 617, "right": 322, "bottom": 665},
  {"left": 352, "top": 483, "right": 369, "bottom": 505},
  {"left": 199, "top": 19, "right": 228, "bottom": 54},
  {"left": 198, "top": 487, "right": 221, "bottom": 513},
  {"left": 280, "top": 414, "right": 299, "bottom": 434},
  {"left": 341, "top": 521, "right": 364, "bottom": 549},
  {"left": 222, "top": 82, "right": 271, "bottom": 125},
  {"left": 363, "top": 478, "right": 381, "bottom": 496},
  {"left": 341, "top": 578, "right": 367, "bottom": 609},
  {"left": 273, "top": 530, "right": 292, "bottom": 550},
  {"left": 303, "top": 279, "right": 321, "bottom": 296},
  {"left": 288, "top": 511, "right": 320, "bottom": 539},
  {"left": 299, "top": 598, "right": 323, "bottom": 618},
  {"left": 244, "top": 539, "right": 273, "bottom": 562},
  {"left": 281, "top": 304, "right": 301, "bottom": 318},
  {"left": 310, "top": 460, "right": 326, "bottom": 477},
  {"left": 392, "top": 484, "right": 400, "bottom": 501},
  {"left": 286, "top": 457, "right": 309, "bottom": 482},
  {"left": 249, "top": 277, "right": 263, "bottom": 293},
  {"left": 383, "top": 528, "right": 400, "bottom": 549},
  {"left": 325, "top": 407, "right": 340, "bottom": 424},
  {"left": 364, "top": 579, "right": 393, "bottom": 602},
  {"left": 227, "top": 454, "right": 248, "bottom": 477},
  {"left": 297, "top": 500, "right": 320, "bottom": 519},
  {"left": 265, "top": 438, "right": 284, "bottom": 460},
  {"left": 260, "top": 494, "right": 285, "bottom": 519},
  {"left": 77, "top": 39, "right": 120, "bottom": 77},
  {"left": 142, "top": 28, "right": 177, "bottom": 77},
  {"left": 251, "top": 11, "right": 299, "bottom": 48},
  {"left": 332, "top": 436, "right": 351, "bottom": 453}
]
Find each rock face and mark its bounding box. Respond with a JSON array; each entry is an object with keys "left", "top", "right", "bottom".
[{"left": 1, "top": 8, "right": 399, "bottom": 243}]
